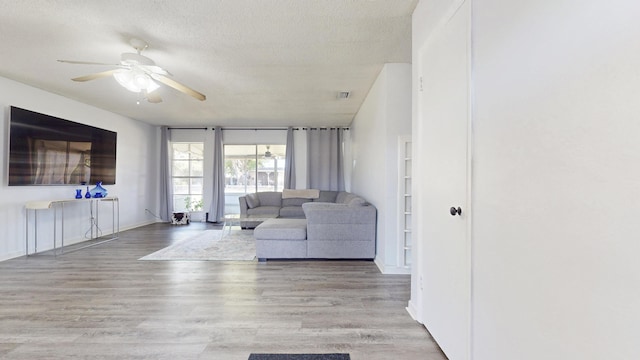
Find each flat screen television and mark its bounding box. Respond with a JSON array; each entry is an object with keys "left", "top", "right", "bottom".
[{"left": 8, "top": 106, "right": 117, "bottom": 186}]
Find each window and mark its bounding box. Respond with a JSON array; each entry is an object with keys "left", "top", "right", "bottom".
[
  {"left": 224, "top": 144, "right": 285, "bottom": 214},
  {"left": 171, "top": 143, "right": 204, "bottom": 212}
]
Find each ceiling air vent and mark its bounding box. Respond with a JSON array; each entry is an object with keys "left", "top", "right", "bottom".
[{"left": 337, "top": 91, "right": 351, "bottom": 100}]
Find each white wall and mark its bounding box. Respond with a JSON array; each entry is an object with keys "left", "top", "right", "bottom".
[
  {"left": 350, "top": 63, "right": 412, "bottom": 274},
  {"left": 410, "top": 0, "right": 640, "bottom": 359},
  {"left": 472, "top": 1, "right": 640, "bottom": 359},
  {"left": 0, "top": 76, "right": 159, "bottom": 261}
]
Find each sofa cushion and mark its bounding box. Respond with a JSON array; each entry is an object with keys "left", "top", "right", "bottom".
[
  {"left": 246, "top": 193, "right": 261, "bottom": 208},
  {"left": 279, "top": 206, "right": 306, "bottom": 218},
  {"left": 336, "top": 193, "right": 367, "bottom": 206},
  {"left": 282, "top": 198, "right": 312, "bottom": 207},
  {"left": 336, "top": 192, "right": 364, "bottom": 205},
  {"left": 257, "top": 192, "right": 282, "bottom": 207},
  {"left": 247, "top": 206, "right": 280, "bottom": 216},
  {"left": 314, "top": 190, "right": 339, "bottom": 203},
  {"left": 254, "top": 218, "right": 307, "bottom": 240},
  {"left": 303, "top": 202, "right": 376, "bottom": 224}
]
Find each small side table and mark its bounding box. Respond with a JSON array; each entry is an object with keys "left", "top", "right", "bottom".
[
  {"left": 219, "top": 214, "right": 276, "bottom": 239},
  {"left": 220, "top": 214, "right": 242, "bottom": 239}
]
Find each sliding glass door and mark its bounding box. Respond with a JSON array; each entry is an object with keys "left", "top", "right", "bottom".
[{"left": 224, "top": 144, "right": 285, "bottom": 214}]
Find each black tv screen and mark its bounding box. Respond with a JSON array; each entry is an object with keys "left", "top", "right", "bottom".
[{"left": 8, "top": 106, "right": 117, "bottom": 186}]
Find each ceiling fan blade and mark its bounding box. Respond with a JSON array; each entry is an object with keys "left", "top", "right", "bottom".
[
  {"left": 146, "top": 91, "right": 163, "bottom": 103},
  {"left": 71, "top": 69, "right": 120, "bottom": 82},
  {"left": 151, "top": 74, "right": 206, "bottom": 101},
  {"left": 58, "top": 59, "right": 120, "bottom": 66}
]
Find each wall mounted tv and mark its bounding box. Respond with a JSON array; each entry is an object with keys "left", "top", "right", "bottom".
[{"left": 8, "top": 106, "right": 117, "bottom": 186}]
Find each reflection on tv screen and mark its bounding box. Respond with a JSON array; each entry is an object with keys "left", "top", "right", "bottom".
[{"left": 8, "top": 106, "right": 117, "bottom": 186}]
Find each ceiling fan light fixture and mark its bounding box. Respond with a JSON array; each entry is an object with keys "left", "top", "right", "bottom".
[
  {"left": 113, "top": 70, "right": 159, "bottom": 93},
  {"left": 114, "top": 71, "right": 134, "bottom": 91},
  {"left": 60, "top": 38, "right": 205, "bottom": 101},
  {"left": 120, "top": 52, "right": 155, "bottom": 66},
  {"left": 145, "top": 78, "right": 160, "bottom": 93}
]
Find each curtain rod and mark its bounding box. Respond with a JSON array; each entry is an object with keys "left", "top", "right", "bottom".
[
  {"left": 167, "top": 127, "right": 208, "bottom": 130},
  {"left": 214, "top": 127, "right": 350, "bottom": 131},
  {"left": 220, "top": 127, "right": 289, "bottom": 131},
  {"left": 167, "top": 126, "right": 350, "bottom": 131},
  {"left": 294, "top": 127, "right": 350, "bottom": 130}
]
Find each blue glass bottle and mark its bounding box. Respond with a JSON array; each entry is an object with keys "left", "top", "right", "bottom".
[
  {"left": 89, "top": 181, "right": 108, "bottom": 198},
  {"left": 75, "top": 189, "right": 83, "bottom": 199}
]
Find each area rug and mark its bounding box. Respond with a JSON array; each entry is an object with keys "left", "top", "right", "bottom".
[
  {"left": 248, "top": 355, "right": 350, "bottom": 360},
  {"left": 139, "top": 229, "right": 256, "bottom": 261}
]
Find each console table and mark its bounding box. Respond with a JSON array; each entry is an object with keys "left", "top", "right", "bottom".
[{"left": 25, "top": 197, "right": 120, "bottom": 256}]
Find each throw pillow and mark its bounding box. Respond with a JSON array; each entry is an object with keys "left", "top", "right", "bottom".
[
  {"left": 246, "top": 193, "right": 261, "bottom": 209},
  {"left": 314, "top": 190, "right": 339, "bottom": 203},
  {"left": 348, "top": 197, "right": 367, "bottom": 206},
  {"left": 282, "top": 189, "right": 320, "bottom": 199}
]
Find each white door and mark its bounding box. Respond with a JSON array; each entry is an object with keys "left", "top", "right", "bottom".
[{"left": 417, "top": 2, "right": 471, "bottom": 360}]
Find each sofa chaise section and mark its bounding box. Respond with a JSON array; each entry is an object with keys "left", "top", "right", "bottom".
[
  {"left": 254, "top": 218, "right": 307, "bottom": 260},
  {"left": 302, "top": 202, "right": 376, "bottom": 259}
]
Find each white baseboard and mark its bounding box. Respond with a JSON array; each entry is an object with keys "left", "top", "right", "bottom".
[
  {"left": 374, "top": 256, "right": 411, "bottom": 274},
  {"left": 0, "top": 250, "right": 25, "bottom": 262},
  {"left": 406, "top": 300, "right": 422, "bottom": 323},
  {"left": 120, "top": 220, "right": 158, "bottom": 232}
]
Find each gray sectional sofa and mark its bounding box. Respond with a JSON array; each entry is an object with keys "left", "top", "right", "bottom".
[
  {"left": 238, "top": 190, "right": 312, "bottom": 228},
  {"left": 239, "top": 190, "right": 376, "bottom": 261}
]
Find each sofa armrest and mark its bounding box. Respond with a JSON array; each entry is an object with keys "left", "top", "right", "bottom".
[{"left": 238, "top": 196, "right": 249, "bottom": 216}]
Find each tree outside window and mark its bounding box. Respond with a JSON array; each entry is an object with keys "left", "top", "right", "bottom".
[{"left": 224, "top": 144, "right": 285, "bottom": 214}]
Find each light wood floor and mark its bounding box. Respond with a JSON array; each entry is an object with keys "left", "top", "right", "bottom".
[{"left": 0, "top": 222, "right": 447, "bottom": 360}]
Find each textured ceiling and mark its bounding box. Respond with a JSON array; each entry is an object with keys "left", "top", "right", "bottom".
[{"left": 0, "top": 0, "right": 417, "bottom": 127}]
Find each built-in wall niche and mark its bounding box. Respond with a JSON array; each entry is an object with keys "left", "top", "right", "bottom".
[{"left": 398, "top": 136, "right": 412, "bottom": 268}]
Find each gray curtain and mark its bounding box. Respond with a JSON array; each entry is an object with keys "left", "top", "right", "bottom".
[
  {"left": 159, "top": 126, "right": 173, "bottom": 222},
  {"left": 306, "top": 128, "right": 345, "bottom": 191},
  {"left": 284, "top": 126, "right": 296, "bottom": 189},
  {"left": 208, "top": 127, "right": 225, "bottom": 222}
]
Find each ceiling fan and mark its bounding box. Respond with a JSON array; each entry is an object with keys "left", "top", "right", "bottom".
[{"left": 58, "top": 38, "right": 206, "bottom": 103}]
